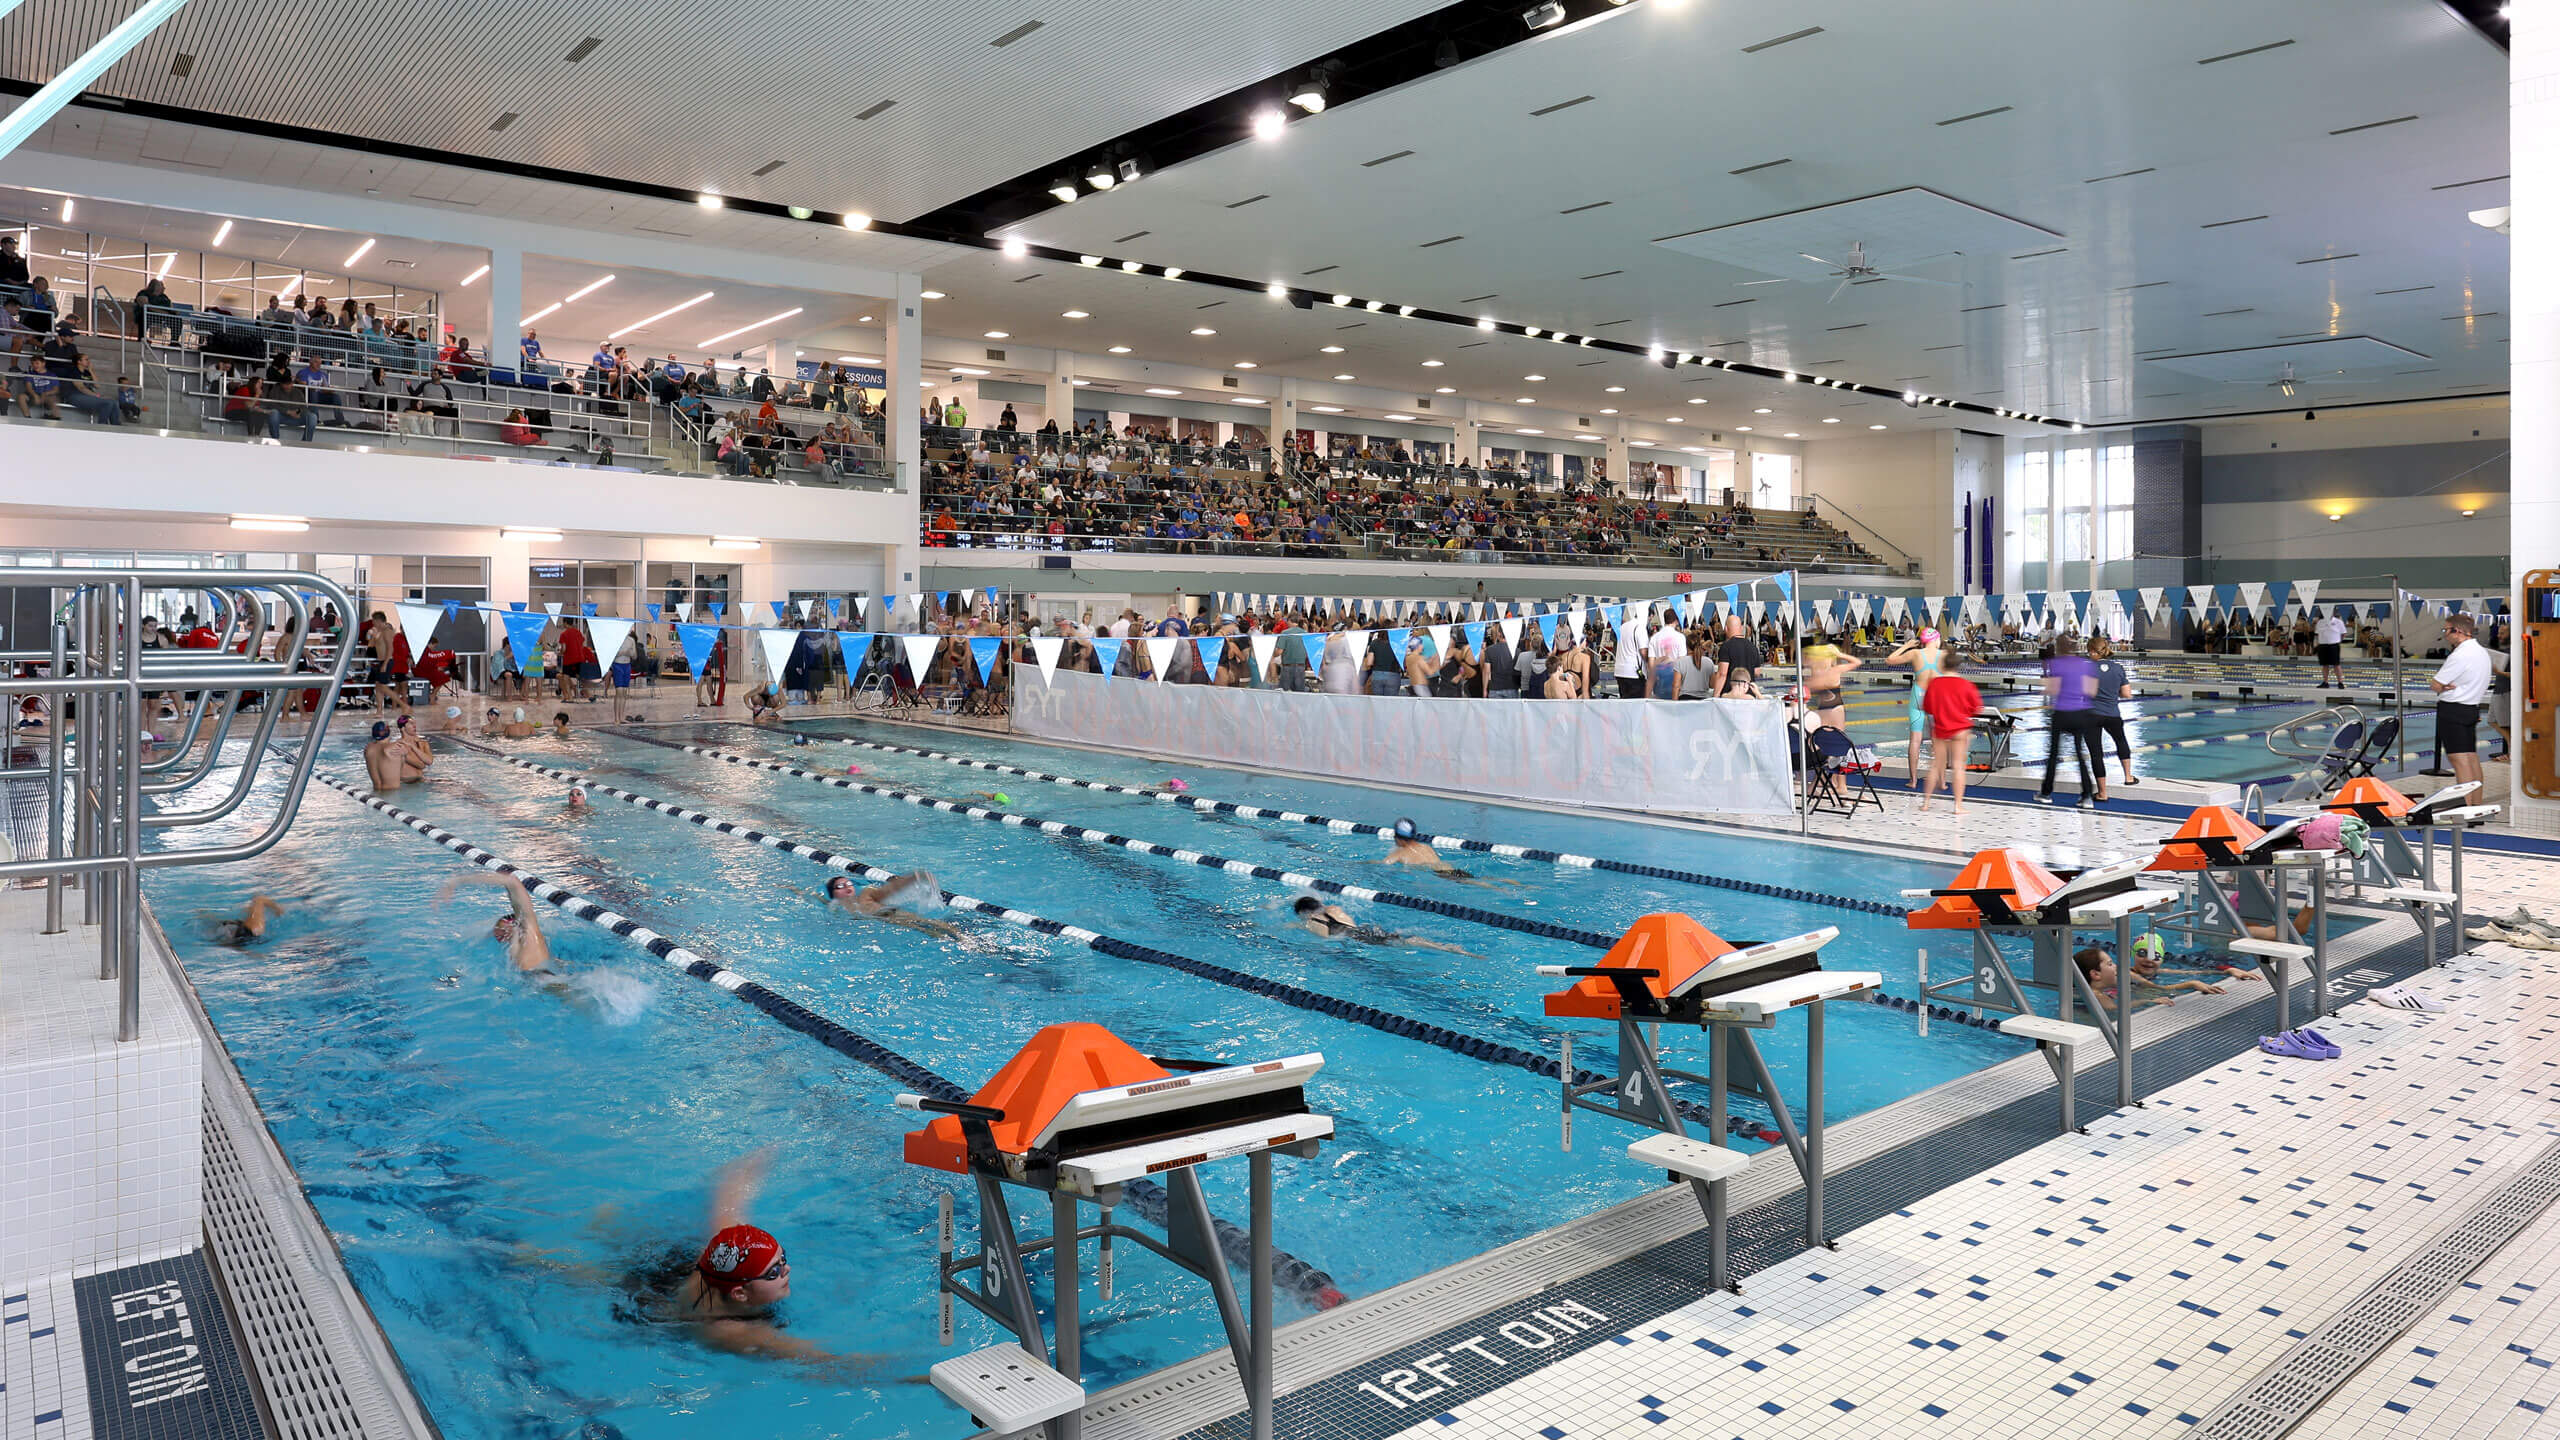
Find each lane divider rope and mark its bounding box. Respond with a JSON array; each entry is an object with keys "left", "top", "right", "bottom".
[
  {"left": 496, "top": 749, "right": 1787, "bottom": 1141},
  {"left": 307, "top": 765, "right": 1349, "bottom": 1309},
  {"left": 601, "top": 737, "right": 1620, "bottom": 951},
  {"left": 707, "top": 724, "right": 1912, "bottom": 920}
]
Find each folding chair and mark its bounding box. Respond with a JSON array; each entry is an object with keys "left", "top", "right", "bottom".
[{"left": 1807, "top": 726, "right": 1886, "bottom": 817}]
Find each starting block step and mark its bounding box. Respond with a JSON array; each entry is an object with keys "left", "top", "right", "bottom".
[
  {"left": 1629, "top": 1131, "right": 1753, "bottom": 1185},
  {"left": 2000, "top": 1015, "right": 2103, "bottom": 1048},
  {"left": 930, "top": 1344, "right": 1085, "bottom": 1437},
  {"left": 2228, "top": 938, "right": 2314, "bottom": 962},
  {"left": 2382, "top": 887, "right": 2459, "bottom": 906}
]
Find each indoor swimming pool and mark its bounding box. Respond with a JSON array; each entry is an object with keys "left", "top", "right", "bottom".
[{"left": 149, "top": 723, "right": 2079, "bottom": 1439}]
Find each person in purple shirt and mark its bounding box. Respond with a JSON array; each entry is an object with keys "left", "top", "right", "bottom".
[{"left": 2040, "top": 635, "right": 2105, "bottom": 805}]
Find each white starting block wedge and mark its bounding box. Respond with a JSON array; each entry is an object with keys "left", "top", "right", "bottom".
[
  {"left": 2228, "top": 937, "right": 2316, "bottom": 1032},
  {"left": 931, "top": 1344, "right": 1085, "bottom": 1439},
  {"left": 1629, "top": 1131, "right": 1753, "bottom": 1186},
  {"left": 2000, "top": 1015, "right": 2105, "bottom": 1134}
]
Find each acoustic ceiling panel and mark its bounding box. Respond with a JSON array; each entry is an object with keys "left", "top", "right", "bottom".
[
  {"left": 0, "top": 0, "right": 1448, "bottom": 224},
  {"left": 1651, "top": 186, "right": 2065, "bottom": 279}
]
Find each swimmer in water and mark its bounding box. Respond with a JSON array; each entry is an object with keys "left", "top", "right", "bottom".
[
  {"left": 438, "top": 871, "right": 558, "bottom": 975},
  {"left": 963, "top": 791, "right": 1013, "bottom": 807},
  {"left": 1291, "top": 896, "right": 1475, "bottom": 956},
  {"left": 204, "top": 893, "right": 286, "bottom": 947},
  {"left": 626, "top": 1147, "right": 872, "bottom": 1367},
  {"left": 1379, "top": 817, "right": 1512, "bottom": 886},
  {"left": 821, "top": 871, "right": 963, "bottom": 940},
  {"left": 551, "top": 710, "right": 573, "bottom": 739},
  {"left": 565, "top": 786, "right": 591, "bottom": 815}
]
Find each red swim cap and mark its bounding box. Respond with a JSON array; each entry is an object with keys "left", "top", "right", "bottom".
[{"left": 697, "top": 1224, "right": 782, "bottom": 1286}]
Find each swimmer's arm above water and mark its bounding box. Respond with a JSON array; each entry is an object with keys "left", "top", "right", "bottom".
[{"left": 439, "top": 871, "right": 554, "bottom": 971}]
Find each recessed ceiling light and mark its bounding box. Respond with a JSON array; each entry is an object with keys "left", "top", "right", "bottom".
[
  {"left": 1321, "top": 345, "right": 1345, "bottom": 353},
  {"left": 1422, "top": 359, "right": 1444, "bottom": 367},
  {"left": 985, "top": 330, "right": 1009, "bottom": 339},
  {"left": 607, "top": 290, "right": 715, "bottom": 340},
  {"left": 1002, "top": 237, "right": 1029, "bottom": 258},
  {"left": 1253, "top": 108, "right": 1287, "bottom": 140},
  {"left": 1335, "top": 373, "right": 1356, "bottom": 380},
  {"left": 843, "top": 212, "right": 873, "bottom": 231},
  {"left": 1687, "top": 398, "right": 1706, "bottom": 405},
  {"left": 1735, "top": 426, "right": 1753, "bottom": 432},
  {"left": 1062, "top": 309, "right": 1089, "bottom": 318},
  {"left": 1754, "top": 408, "right": 1772, "bottom": 414},
  {"left": 1630, "top": 440, "right": 1654, "bottom": 448},
  {"left": 1599, "top": 407, "right": 1618, "bottom": 414},
  {"left": 1268, "top": 282, "right": 1289, "bottom": 298},
  {"left": 459, "top": 262, "right": 488, "bottom": 285},
  {"left": 1517, "top": 396, "right": 1536, "bottom": 403},
  {"left": 1517, "top": 428, "right": 1545, "bottom": 435},
  {"left": 1478, "top": 319, "right": 1496, "bottom": 331},
  {"left": 710, "top": 536, "right": 761, "bottom": 550},
  {"left": 1681, "top": 447, "right": 1705, "bottom": 454},
  {"left": 1109, "top": 345, "right": 1132, "bottom": 353},
  {"left": 1231, "top": 396, "right": 1266, "bottom": 405},
  {"left": 695, "top": 305, "right": 804, "bottom": 349},
  {"left": 1662, "top": 416, "right": 1683, "bottom": 423},
  {"left": 1436, "top": 386, "right": 1456, "bottom": 394},
  {"left": 1384, "top": 413, "right": 1416, "bottom": 421},
  {"left": 1235, "top": 361, "right": 1258, "bottom": 368},
  {"left": 228, "top": 513, "right": 309, "bottom": 532},
  {"left": 1605, "top": 386, "right": 1626, "bottom": 393},
  {"left": 1783, "top": 432, "right": 1801, "bottom": 438},
  {"left": 1146, "top": 387, "right": 1183, "bottom": 396},
  {"left": 1870, "top": 424, "right": 1888, "bottom": 430},
  {"left": 921, "top": 290, "right": 946, "bottom": 299},
  {"left": 1070, "top": 379, "right": 1090, "bottom": 386},
  {"left": 342, "top": 237, "right": 374, "bottom": 266},
  {"left": 1311, "top": 405, "right": 1345, "bottom": 413},
  {"left": 1822, "top": 417, "right": 1840, "bottom": 424},
  {"left": 1191, "top": 326, "right": 1217, "bottom": 335},
  {"left": 1525, "top": 374, "right": 1546, "bottom": 382},
  {"left": 212, "top": 219, "right": 234, "bottom": 247},
  {"left": 697, "top": 190, "right": 723, "bottom": 210},
  {"left": 1575, "top": 433, "right": 1601, "bottom": 441}
]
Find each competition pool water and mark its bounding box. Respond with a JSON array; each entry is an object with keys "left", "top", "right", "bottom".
[{"left": 151, "top": 718, "right": 2106, "bottom": 1439}]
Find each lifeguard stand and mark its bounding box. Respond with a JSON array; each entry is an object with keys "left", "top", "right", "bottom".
[
  {"left": 900, "top": 1023, "right": 1331, "bottom": 1440},
  {"left": 1904, "top": 849, "right": 2168, "bottom": 1123},
  {"left": 1534, "top": 914, "right": 1876, "bottom": 1294},
  {"left": 2323, "top": 777, "right": 2496, "bottom": 962}
]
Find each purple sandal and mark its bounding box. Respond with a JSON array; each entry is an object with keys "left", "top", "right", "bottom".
[
  {"left": 2294, "top": 1028, "right": 2342, "bottom": 1059},
  {"left": 2259, "top": 1032, "right": 2323, "bottom": 1060}
]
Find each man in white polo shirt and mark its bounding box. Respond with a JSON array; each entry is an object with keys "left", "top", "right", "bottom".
[
  {"left": 1613, "top": 608, "right": 1648, "bottom": 699},
  {"left": 2314, "top": 606, "right": 2348, "bottom": 689},
  {"left": 2427, "top": 611, "right": 2491, "bottom": 788}
]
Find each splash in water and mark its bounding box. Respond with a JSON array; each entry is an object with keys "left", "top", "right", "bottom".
[{"left": 570, "top": 970, "right": 657, "bottom": 1025}]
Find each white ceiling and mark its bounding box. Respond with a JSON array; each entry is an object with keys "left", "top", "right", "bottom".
[
  {"left": 0, "top": 0, "right": 2509, "bottom": 440},
  {"left": 0, "top": 0, "right": 1448, "bottom": 223},
  {"left": 993, "top": 0, "right": 2509, "bottom": 428}
]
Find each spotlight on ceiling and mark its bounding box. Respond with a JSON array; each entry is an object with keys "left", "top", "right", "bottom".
[
  {"left": 1001, "top": 236, "right": 1028, "bottom": 259},
  {"left": 1116, "top": 157, "right": 1142, "bottom": 185},
  {"left": 1085, "top": 161, "right": 1116, "bottom": 190},
  {"left": 696, "top": 190, "right": 723, "bottom": 210},
  {"left": 1252, "top": 108, "right": 1287, "bottom": 140},
  {"left": 1049, "top": 177, "right": 1080, "bottom": 203},
  {"left": 842, "top": 211, "right": 871, "bottom": 231},
  {"left": 1287, "top": 72, "right": 1329, "bottom": 113},
  {"left": 1523, "top": 1, "right": 1566, "bottom": 29},
  {"left": 1434, "top": 37, "right": 1462, "bottom": 68}
]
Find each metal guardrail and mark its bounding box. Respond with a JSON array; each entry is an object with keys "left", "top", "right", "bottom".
[{"left": 1, "top": 569, "right": 356, "bottom": 1039}]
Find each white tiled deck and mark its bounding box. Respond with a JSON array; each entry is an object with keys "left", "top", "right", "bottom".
[{"left": 1381, "top": 939, "right": 2560, "bottom": 1440}]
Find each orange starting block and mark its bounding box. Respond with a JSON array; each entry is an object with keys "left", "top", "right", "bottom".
[{"left": 2146, "top": 805, "right": 2265, "bottom": 872}]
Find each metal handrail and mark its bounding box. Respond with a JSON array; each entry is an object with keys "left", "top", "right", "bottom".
[
  {"left": 0, "top": 568, "right": 355, "bottom": 1040},
  {"left": 2265, "top": 703, "right": 2364, "bottom": 761},
  {"left": 1798, "top": 491, "right": 1921, "bottom": 574}
]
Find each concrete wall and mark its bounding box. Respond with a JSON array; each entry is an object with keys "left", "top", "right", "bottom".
[
  {"left": 2196, "top": 403, "right": 2511, "bottom": 590},
  {"left": 1798, "top": 429, "right": 1958, "bottom": 588}
]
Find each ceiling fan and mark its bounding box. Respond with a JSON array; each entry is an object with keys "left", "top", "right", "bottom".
[
  {"left": 1737, "top": 242, "right": 1965, "bottom": 303},
  {"left": 2230, "top": 362, "right": 2378, "bottom": 398}
]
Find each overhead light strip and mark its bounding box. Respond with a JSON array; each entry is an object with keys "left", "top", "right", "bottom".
[
  {"left": 606, "top": 290, "right": 714, "bottom": 340},
  {"left": 697, "top": 305, "right": 804, "bottom": 348}
]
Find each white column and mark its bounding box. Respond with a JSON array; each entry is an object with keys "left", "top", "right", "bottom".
[
  {"left": 762, "top": 338, "right": 794, "bottom": 389},
  {"left": 1456, "top": 401, "right": 1483, "bottom": 465},
  {"left": 485, "top": 247, "right": 522, "bottom": 379},
  {"left": 885, "top": 273, "right": 925, "bottom": 590},
  {"left": 1047, "top": 349, "right": 1077, "bottom": 433},
  {"left": 1275, "top": 377, "right": 1302, "bottom": 467},
  {"left": 1606, "top": 421, "right": 1631, "bottom": 497},
  {"left": 2516, "top": 2, "right": 2560, "bottom": 831}
]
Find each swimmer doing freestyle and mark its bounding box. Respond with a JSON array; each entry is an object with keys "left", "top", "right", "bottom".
[
  {"left": 438, "top": 871, "right": 558, "bottom": 976},
  {"left": 202, "top": 893, "right": 286, "bottom": 946},
  {"left": 1291, "top": 896, "right": 1475, "bottom": 956},
  {"left": 615, "top": 1147, "right": 879, "bottom": 1370},
  {"left": 820, "top": 870, "right": 963, "bottom": 940}
]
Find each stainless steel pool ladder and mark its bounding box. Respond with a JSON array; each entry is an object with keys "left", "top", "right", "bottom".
[
  {"left": 2268, "top": 703, "right": 2364, "bottom": 803},
  {"left": 0, "top": 569, "right": 356, "bottom": 1040}
]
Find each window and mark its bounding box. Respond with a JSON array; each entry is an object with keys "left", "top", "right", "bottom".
[
  {"left": 2098, "top": 442, "right": 2135, "bottom": 562},
  {"left": 2013, "top": 449, "right": 2050, "bottom": 574},
  {"left": 1750, "top": 451, "right": 1796, "bottom": 510}
]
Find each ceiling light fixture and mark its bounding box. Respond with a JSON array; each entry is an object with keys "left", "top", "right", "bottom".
[
  {"left": 1754, "top": 408, "right": 1773, "bottom": 414},
  {"left": 1332, "top": 294, "right": 1353, "bottom": 306},
  {"left": 1366, "top": 300, "right": 1385, "bottom": 312},
  {"left": 342, "top": 237, "right": 374, "bottom": 266},
  {"left": 502, "top": 528, "right": 564, "bottom": 542},
  {"left": 1321, "top": 345, "right": 1345, "bottom": 353},
  {"left": 1235, "top": 361, "right": 1258, "bottom": 369},
  {"left": 1605, "top": 385, "right": 1626, "bottom": 393},
  {"left": 1630, "top": 440, "right": 1655, "bottom": 448},
  {"left": 1518, "top": 396, "right": 1537, "bottom": 403},
  {"left": 1121, "top": 259, "right": 1143, "bottom": 272},
  {"left": 212, "top": 219, "right": 234, "bottom": 247},
  {"left": 1384, "top": 413, "right": 1416, "bottom": 421},
  {"left": 1085, "top": 161, "right": 1117, "bottom": 191},
  {"left": 1869, "top": 424, "right": 1888, "bottom": 430},
  {"left": 709, "top": 536, "right": 761, "bottom": 550},
  {"left": 1423, "top": 359, "right": 1444, "bottom": 367},
  {"left": 1109, "top": 345, "right": 1132, "bottom": 353},
  {"left": 1335, "top": 373, "right": 1356, "bottom": 380},
  {"left": 228, "top": 514, "right": 309, "bottom": 532},
  {"left": 607, "top": 292, "right": 712, "bottom": 340},
  {"left": 1288, "top": 68, "right": 1332, "bottom": 113},
  {"left": 1311, "top": 405, "right": 1345, "bottom": 413},
  {"left": 985, "top": 330, "right": 1009, "bottom": 339},
  {"left": 1061, "top": 309, "right": 1089, "bottom": 318},
  {"left": 274, "top": 274, "right": 304, "bottom": 299},
  {"left": 1599, "top": 407, "right": 1618, "bottom": 414},
  {"left": 1162, "top": 266, "right": 1183, "bottom": 280},
  {"left": 1822, "top": 417, "right": 1839, "bottom": 424},
  {"left": 1478, "top": 318, "right": 1496, "bottom": 331},
  {"left": 564, "top": 274, "right": 616, "bottom": 303},
  {"left": 1191, "top": 326, "right": 1217, "bottom": 336},
  {"left": 1518, "top": 428, "right": 1545, "bottom": 435},
  {"left": 1523, "top": 2, "right": 1566, "bottom": 30},
  {"left": 154, "top": 251, "right": 175, "bottom": 280},
  {"left": 1525, "top": 326, "right": 1543, "bottom": 337},
  {"left": 1735, "top": 426, "right": 1752, "bottom": 433},
  {"left": 696, "top": 190, "right": 723, "bottom": 210},
  {"left": 1267, "top": 282, "right": 1289, "bottom": 298},
  {"left": 920, "top": 290, "right": 945, "bottom": 299},
  {"left": 842, "top": 212, "right": 873, "bottom": 231},
  {"left": 1783, "top": 432, "right": 1801, "bottom": 438},
  {"left": 1050, "top": 179, "right": 1080, "bottom": 203},
  {"left": 1071, "top": 379, "right": 1090, "bottom": 386},
  {"left": 1117, "top": 158, "right": 1143, "bottom": 185},
  {"left": 521, "top": 302, "right": 563, "bottom": 325},
  {"left": 1253, "top": 108, "right": 1287, "bottom": 140},
  {"left": 459, "top": 262, "right": 489, "bottom": 286},
  {"left": 1687, "top": 397, "right": 1706, "bottom": 405},
  {"left": 1436, "top": 386, "right": 1456, "bottom": 393},
  {"left": 697, "top": 305, "right": 805, "bottom": 347},
  {"left": 788, "top": 206, "right": 814, "bottom": 220},
  {"left": 1080, "top": 255, "right": 1104, "bottom": 267},
  {"left": 1146, "top": 387, "right": 1183, "bottom": 396},
  {"left": 1002, "top": 237, "right": 1029, "bottom": 259}
]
